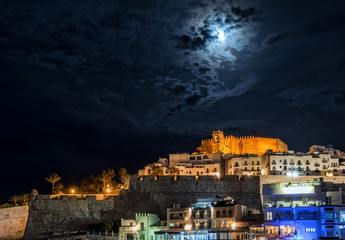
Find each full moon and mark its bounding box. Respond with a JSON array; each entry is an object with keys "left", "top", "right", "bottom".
[{"left": 218, "top": 31, "right": 225, "bottom": 42}]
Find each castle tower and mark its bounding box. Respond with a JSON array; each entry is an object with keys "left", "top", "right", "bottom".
[{"left": 212, "top": 130, "right": 224, "bottom": 143}]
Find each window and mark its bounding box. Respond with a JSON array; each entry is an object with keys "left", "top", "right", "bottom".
[
  {"left": 306, "top": 228, "right": 316, "bottom": 232},
  {"left": 257, "top": 161, "right": 260, "bottom": 165},
  {"left": 222, "top": 221, "right": 227, "bottom": 228},
  {"left": 266, "top": 211, "right": 273, "bottom": 220},
  {"left": 252, "top": 161, "right": 254, "bottom": 165},
  {"left": 257, "top": 167, "right": 260, "bottom": 171},
  {"left": 272, "top": 160, "right": 276, "bottom": 165},
  {"left": 340, "top": 211, "right": 345, "bottom": 222},
  {"left": 222, "top": 210, "right": 227, "bottom": 217},
  {"left": 252, "top": 167, "right": 254, "bottom": 171},
  {"left": 245, "top": 167, "right": 247, "bottom": 171},
  {"left": 140, "top": 222, "right": 144, "bottom": 230},
  {"left": 273, "top": 166, "right": 276, "bottom": 170},
  {"left": 228, "top": 210, "right": 233, "bottom": 216},
  {"left": 216, "top": 210, "right": 220, "bottom": 218},
  {"left": 244, "top": 161, "right": 248, "bottom": 165},
  {"left": 283, "top": 160, "right": 287, "bottom": 164},
  {"left": 325, "top": 213, "right": 334, "bottom": 219}
]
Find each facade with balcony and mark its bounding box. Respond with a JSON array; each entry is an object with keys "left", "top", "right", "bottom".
[
  {"left": 268, "top": 151, "right": 344, "bottom": 176},
  {"left": 226, "top": 155, "right": 263, "bottom": 176},
  {"left": 262, "top": 179, "right": 344, "bottom": 239}
]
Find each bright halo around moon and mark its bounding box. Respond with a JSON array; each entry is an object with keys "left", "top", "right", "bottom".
[{"left": 218, "top": 31, "right": 225, "bottom": 42}]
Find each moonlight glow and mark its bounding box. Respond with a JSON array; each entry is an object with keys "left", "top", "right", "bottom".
[{"left": 218, "top": 31, "right": 225, "bottom": 42}]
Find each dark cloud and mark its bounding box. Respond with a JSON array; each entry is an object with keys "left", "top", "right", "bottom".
[{"left": 1, "top": 0, "right": 345, "bottom": 203}]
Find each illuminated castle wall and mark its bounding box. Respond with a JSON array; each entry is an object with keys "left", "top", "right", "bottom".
[{"left": 196, "top": 131, "right": 288, "bottom": 155}]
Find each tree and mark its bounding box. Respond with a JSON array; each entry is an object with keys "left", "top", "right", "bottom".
[
  {"left": 119, "top": 168, "right": 130, "bottom": 188},
  {"left": 81, "top": 175, "right": 100, "bottom": 194},
  {"left": 150, "top": 165, "right": 164, "bottom": 180},
  {"left": 97, "top": 169, "right": 116, "bottom": 192},
  {"left": 171, "top": 167, "right": 180, "bottom": 180},
  {"left": 55, "top": 183, "right": 64, "bottom": 195},
  {"left": 45, "top": 173, "right": 61, "bottom": 195},
  {"left": 10, "top": 195, "right": 20, "bottom": 206},
  {"left": 18, "top": 194, "right": 29, "bottom": 206}
]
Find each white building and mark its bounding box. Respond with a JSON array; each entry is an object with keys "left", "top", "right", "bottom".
[
  {"left": 269, "top": 150, "right": 344, "bottom": 176},
  {"left": 226, "top": 155, "right": 264, "bottom": 176}
]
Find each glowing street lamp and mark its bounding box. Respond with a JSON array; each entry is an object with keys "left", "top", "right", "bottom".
[
  {"left": 231, "top": 222, "right": 236, "bottom": 229},
  {"left": 184, "top": 224, "right": 192, "bottom": 231},
  {"left": 71, "top": 189, "right": 75, "bottom": 194}
]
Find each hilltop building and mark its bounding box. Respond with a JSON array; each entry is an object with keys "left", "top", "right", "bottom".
[
  {"left": 138, "top": 131, "right": 345, "bottom": 178},
  {"left": 195, "top": 130, "right": 288, "bottom": 155}
]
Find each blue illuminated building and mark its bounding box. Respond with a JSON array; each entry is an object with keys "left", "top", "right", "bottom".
[{"left": 263, "top": 178, "right": 344, "bottom": 239}]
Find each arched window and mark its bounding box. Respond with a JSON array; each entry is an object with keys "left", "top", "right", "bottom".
[
  {"left": 222, "top": 210, "right": 227, "bottom": 217},
  {"left": 228, "top": 210, "right": 233, "bottom": 216},
  {"left": 216, "top": 210, "right": 220, "bottom": 218}
]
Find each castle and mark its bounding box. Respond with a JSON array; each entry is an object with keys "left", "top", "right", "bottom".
[{"left": 195, "top": 130, "right": 288, "bottom": 155}]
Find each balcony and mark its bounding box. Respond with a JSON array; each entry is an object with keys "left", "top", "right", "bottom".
[
  {"left": 315, "top": 164, "right": 320, "bottom": 167},
  {"left": 278, "top": 215, "right": 294, "bottom": 220},
  {"left": 322, "top": 159, "right": 328, "bottom": 163},
  {"left": 297, "top": 215, "right": 317, "bottom": 220},
  {"left": 289, "top": 163, "right": 295, "bottom": 165}
]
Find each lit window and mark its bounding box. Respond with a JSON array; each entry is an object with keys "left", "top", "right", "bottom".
[
  {"left": 266, "top": 211, "right": 273, "bottom": 220},
  {"left": 325, "top": 213, "right": 334, "bottom": 219},
  {"left": 340, "top": 211, "right": 345, "bottom": 222}
]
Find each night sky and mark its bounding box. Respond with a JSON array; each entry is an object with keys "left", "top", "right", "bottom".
[{"left": 1, "top": 0, "right": 345, "bottom": 203}]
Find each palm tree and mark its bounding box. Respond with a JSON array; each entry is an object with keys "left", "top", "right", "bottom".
[
  {"left": 171, "top": 167, "right": 180, "bottom": 180},
  {"left": 45, "top": 173, "right": 61, "bottom": 195},
  {"left": 10, "top": 195, "right": 20, "bottom": 206},
  {"left": 55, "top": 183, "right": 64, "bottom": 195},
  {"left": 18, "top": 194, "right": 29, "bottom": 206},
  {"left": 97, "top": 169, "right": 116, "bottom": 191},
  {"left": 150, "top": 165, "right": 164, "bottom": 180}
]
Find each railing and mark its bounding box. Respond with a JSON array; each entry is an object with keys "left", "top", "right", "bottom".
[
  {"left": 279, "top": 215, "right": 294, "bottom": 220},
  {"left": 297, "top": 215, "right": 317, "bottom": 220}
]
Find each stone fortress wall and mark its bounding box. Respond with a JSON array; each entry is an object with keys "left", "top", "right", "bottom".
[
  {"left": 0, "top": 206, "right": 28, "bottom": 240},
  {"left": 23, "top": 175, "right": 261, "bottom": 239},
  {"left": 21, "top": 175, "right": 345, "bottom": 239}
]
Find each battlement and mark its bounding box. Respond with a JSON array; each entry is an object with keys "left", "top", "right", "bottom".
[{"left": 196, "top": 131, "right": 288, "bottom": 155}]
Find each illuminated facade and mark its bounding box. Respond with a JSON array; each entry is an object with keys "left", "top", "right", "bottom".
[
  {"left": 262, "top": 179, "right": 344, "bottom": 239},
  {"left": 226, "top": 155, "right": 265, "bottom": 176},
  {"left": 196, "top": 130, "right": 288, "bottom": 155},
  {"left": 269, "top": 151, "right": 344, "bottom": 176},
  {"left": 156, "top": 197, "right": 263, "bottom": 240},
  {"left": 119, "top": 213, "right": 167, "bottom": 240},
  {"left": 138, "top": 153, "right": 221, "bottom": 178}
]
